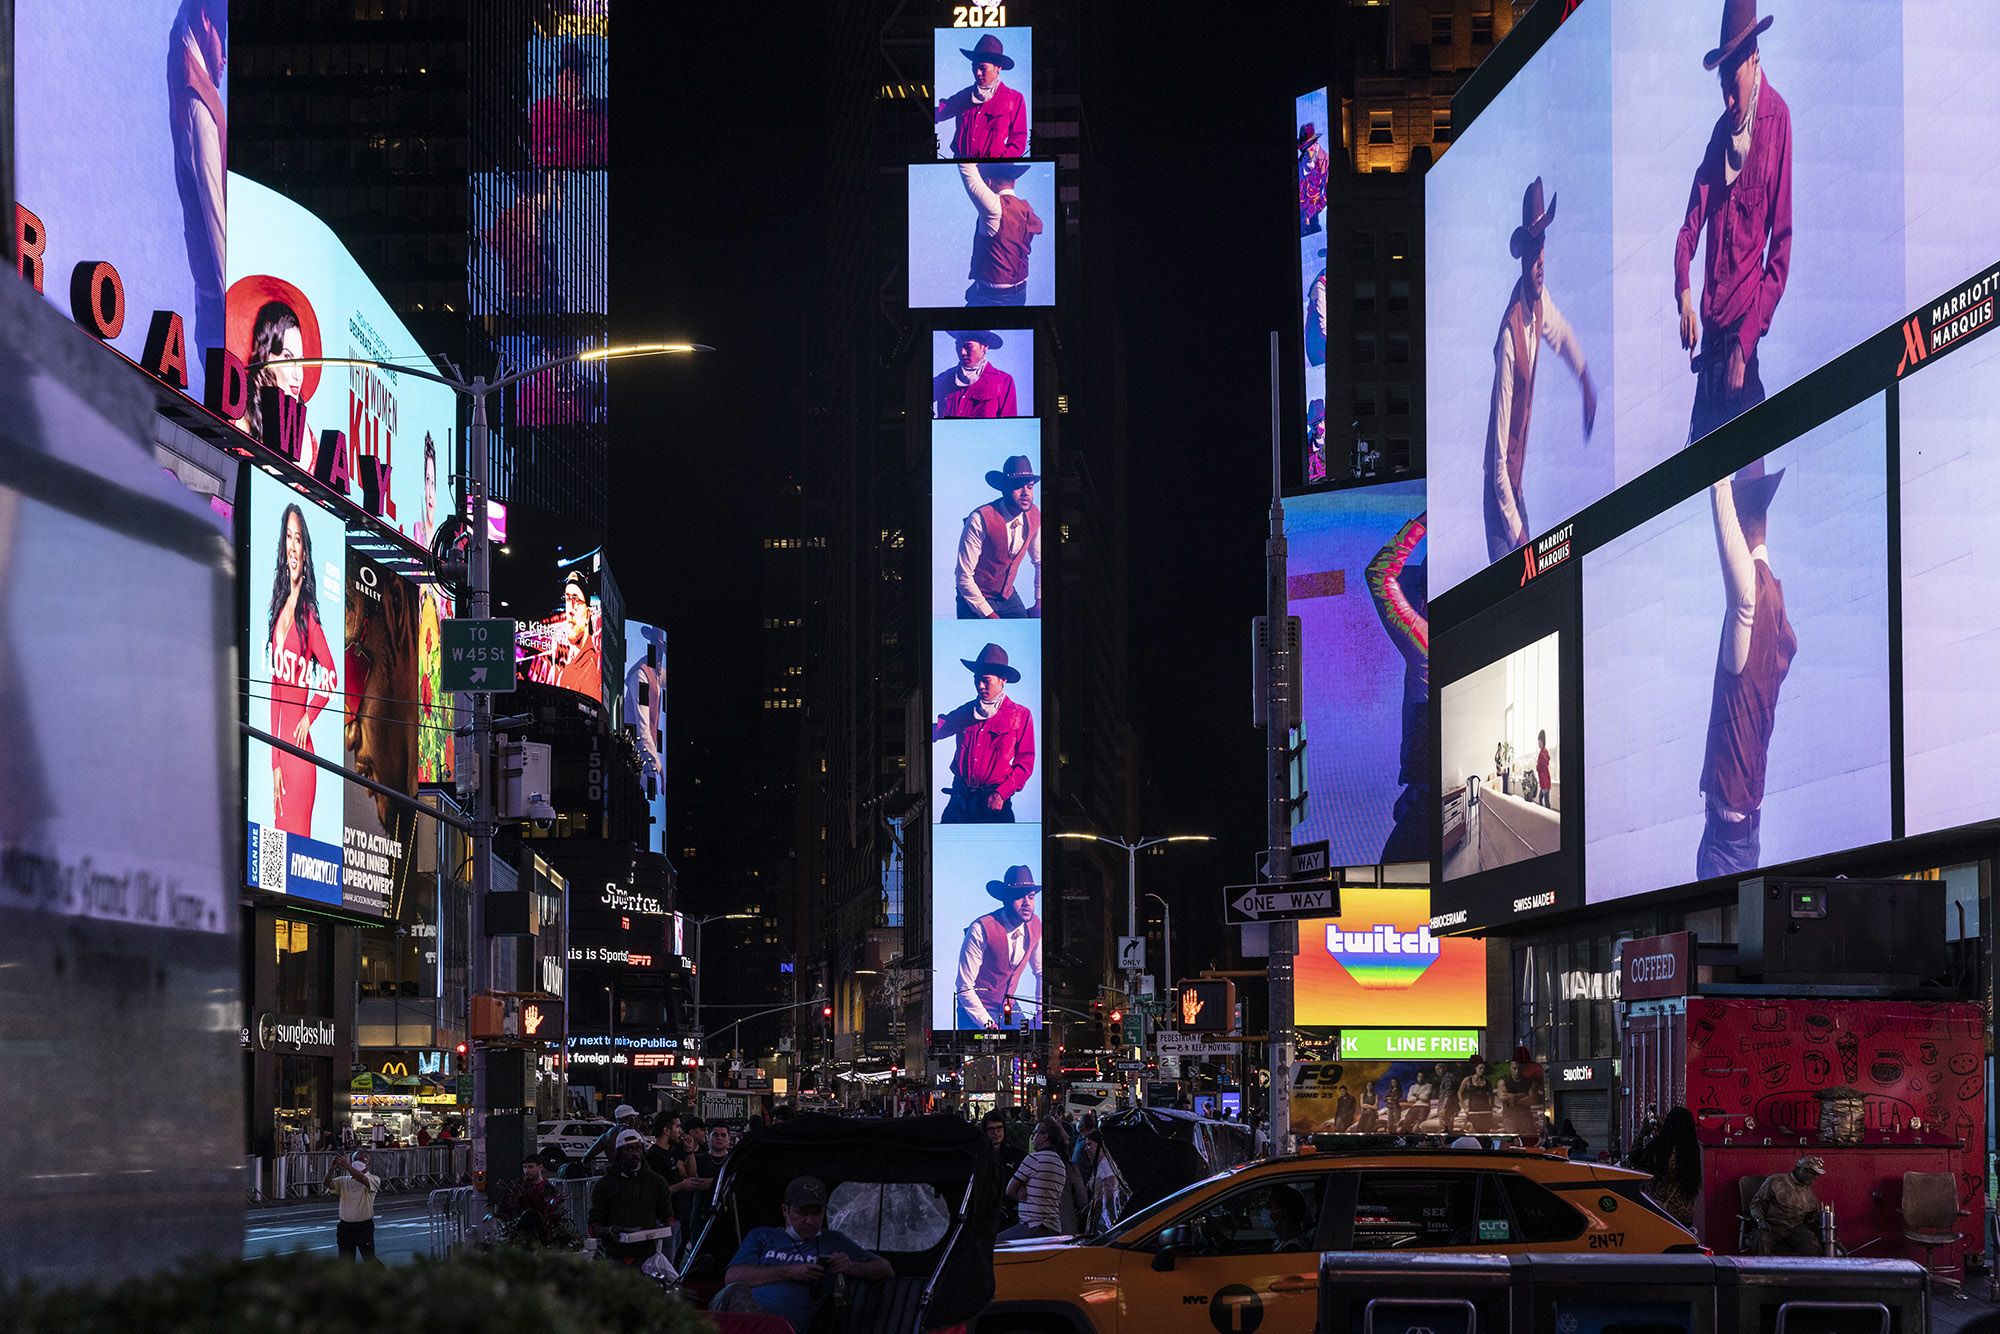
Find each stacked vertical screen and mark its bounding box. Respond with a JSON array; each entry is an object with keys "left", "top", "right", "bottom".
[
  {"left": 1287, "top": 480, "right": 1430, "bottom": 865},
  {"left": 1297, "top": 87, "right": 1332, "bottom": 482},
  {"left": 624, "top": 621, "right": 668, "bottom": 855}
]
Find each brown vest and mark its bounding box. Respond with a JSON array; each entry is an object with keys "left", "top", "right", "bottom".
[
  {"left": 1701, "top": 560, "right": 1797, "bottom": 813},
  {"left": 973, "top": 503, "right": 1039, "bottom": 601},
  {"left": 970, "top": 194, "right": 1043, "bottom": 287},
  {"left": 973, "top": 911, "right": 1041, "bottom": 1014}
]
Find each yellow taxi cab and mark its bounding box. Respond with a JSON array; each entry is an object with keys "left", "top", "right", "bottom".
[{"left": 977, "top": 1145, "right": 1699, "bottom": 1334}]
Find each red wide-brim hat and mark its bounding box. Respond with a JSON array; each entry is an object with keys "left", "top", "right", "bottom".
[{"left": 227, "top": 273, "right": 324, "bottom": 404}]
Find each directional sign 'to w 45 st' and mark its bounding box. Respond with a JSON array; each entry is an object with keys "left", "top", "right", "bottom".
[{"left": 441, "top": 618, "right": 518, "bottom": 693}]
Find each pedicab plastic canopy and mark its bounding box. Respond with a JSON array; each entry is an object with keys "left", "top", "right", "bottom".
[
  {"left": 705, "top": 1114, "right": 997, "bottom": 1327},
  {"left": 1095, "top": 1108, "right": 1255, "bottom": 1220}
]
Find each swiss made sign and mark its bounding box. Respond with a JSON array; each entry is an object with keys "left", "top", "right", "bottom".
[{"left": 441, "top": 618, "right": 518, "bottom": 693}]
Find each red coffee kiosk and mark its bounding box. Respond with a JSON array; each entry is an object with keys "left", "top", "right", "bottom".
[{"left": 1619, "top": 879, "right": 1987, "bottom": 1277}]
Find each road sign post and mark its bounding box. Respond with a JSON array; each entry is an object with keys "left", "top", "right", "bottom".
[
  {"left": 1223, "top": 878, "right": 1339, "bottom": 926},
  {"left": 441, "top": 618, "right": 519, "bottom": 693}
]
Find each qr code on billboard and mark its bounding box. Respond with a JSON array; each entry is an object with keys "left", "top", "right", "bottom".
[{"left": 258, "top": 827, "right": 286, "bottom": 893}]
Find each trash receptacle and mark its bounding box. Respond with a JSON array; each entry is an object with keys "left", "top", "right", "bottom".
[
  {"left": 1318, "top": 1252, "right": 1518, "bottom": 1333},
  {"left": 1713, "top": 1257, "right": 1926, "bottom": 1334},
  {"left": 1517, "top": 1254, "right": 1719, "bottom": 1333}
]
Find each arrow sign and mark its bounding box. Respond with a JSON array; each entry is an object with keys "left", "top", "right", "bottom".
[
  {"left": 1224, "top": 878, "right": 1339, "bottom": 925},
  {"left": 471, "top": 666, "right": 487, "bottom": 686},
  {"left": 1257, "top": 838, "right": 1330, "bottom": 882}
]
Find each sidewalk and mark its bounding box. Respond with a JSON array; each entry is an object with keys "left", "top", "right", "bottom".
[{"left": 1932, "top": 1284, "right": 2000, "bottom": 1333}]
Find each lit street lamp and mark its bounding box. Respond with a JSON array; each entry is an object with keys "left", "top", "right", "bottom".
[{"left": 1052, "top": 832, "right": 1211, "bottom": 1047}]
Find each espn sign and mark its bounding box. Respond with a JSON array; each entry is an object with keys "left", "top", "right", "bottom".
[{"left": 1620, "top": 931, "right": 1691, "bottom": 1001}]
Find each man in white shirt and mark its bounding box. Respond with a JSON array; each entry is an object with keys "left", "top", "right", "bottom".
[
  {"left": 956, "top": 865, "right": 1042, "bottom": 1029},
  {"left": 326, "top": 1151, "right": 381, "bottom": 1261},
  {"left": 956, "top": 456, "right": 1042, "bottom": 619}
]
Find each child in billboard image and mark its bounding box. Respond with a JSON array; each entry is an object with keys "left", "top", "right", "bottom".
[
  {"left": 934, "top": 643, "right": 1036, "bottom": 823},
  {"left": 168, "top": 0, "right": 227, "bottom": 371},
  {"left": 957, "top": 163, "right": 1044, "bottom": 307},
  {"left": 230, "top": 277, "right": 325, "bottom": 475},
  {"left": 1366, "top": 512, "right": 1430, "bottom": 861},
  {"left": 933, "top": 330, "right": 1019, "bottom": 418},
  {"left": 1675, "top": 0, "right": 1792, "bottom": 444},
  {"left": 1697, "top": 462, "right": 1795, "bottom": 879},
  {"left": 1484, "top": 177, "right": 1599, "bottom": 563},
  {"left": 529, "top": 40, "right": 608, "bottom": 169},
  {"left": 1535, "top": 729, "right": 1553, "bottom": 807},
  {"left": 955, "top": 456, "right": 1041, "bottom": 620},
  {"left": 935, "top": 34, "right": 1027, "bottom": 160},
  {"left": 1298, "top": 123, "right": 1329, "bottom": 236},
  {"left": 955, "top": 864, "right": 1041, "bottom": 1030},
  {"left": 266, "top": 503, "right": 336, "bottom": 838}
]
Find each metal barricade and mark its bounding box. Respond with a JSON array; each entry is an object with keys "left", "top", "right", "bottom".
[
  {"left": 244, "top": 1155, "right": 265, "bottom": 1203},
  {"left": 427, "top": 1178, "right": 597, "bottom": 1259}
]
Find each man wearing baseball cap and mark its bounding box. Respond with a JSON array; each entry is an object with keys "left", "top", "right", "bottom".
[
  {"left": 578, "top": 1101, "right": 642, "bottom": 1172},
  {"left": 1748, "top": 1154, "right": 1826, "bottom": 1255},
  {"left": 588, "top": 1126, "right": 677, "bottom": 1262},
  {"left": 721, "top": 1175, "right": 893, "bottom": 1332}
]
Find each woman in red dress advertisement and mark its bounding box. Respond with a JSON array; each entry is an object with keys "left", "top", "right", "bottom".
[{"left": 266, "top": 502, "right": 336, "bottom": 837}]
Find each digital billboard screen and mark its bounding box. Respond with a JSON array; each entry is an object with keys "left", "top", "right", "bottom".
[
  {"left": 908, "top": 162, "right": 1056, "bottom": 310},
  {"left": 932, "top": 26, "right": 1032, "bottom": 160},
  {"left": 624, "top": 621, "right": 668, "bottom": 856},
  {"left": 527, "top": 30, "right": 609, "bottom": 169},
  {"left": 472, "top": 170, "right": 610, "bottom": 317},
  {"left": 1295, "top": 888, "right": 1485, "bottom": 1030},
  {"left": 1297, "top": 87, "right": 1331, "bottom": 482},
  {"left": 930, "top": 420, "right": 1042, "bottom": 622},
  {"left": 1583, "top": 393, "right": 1891, "bottom": 903},
  {"left": 1440, "top": 631, "right": 1562, "bottom": 883},
  {"left": 342, "top": 550, "right": 425, "bottom": 917},
  {"left": 931, "top": 620, "right": 1041, "bottom": 827},
  {"left": 226, "top": 175, "right": 458, "bottom": 551},
  {"left": 931, "top": 826, "right": 1042, "bottom": 1033},
  {"left": 517, "top": 561, "right": 607, "bottom": 704},
  {"left": 13, "top": 0, "right": 226, "bottom": 402},
  {"left": 1426, "top": 1, "right": 2000, "bottom": 596},
  {"left": 931, "top": 329, "right": 1033, "bottom": 419},
  {"left": 1288, "top": 481, "right": 1429, "bottom": 865}
]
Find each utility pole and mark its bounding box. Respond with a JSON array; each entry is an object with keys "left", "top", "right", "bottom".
[
  {"left": 1262, "top": 330, "right": 1296, "bottom": 1154},
  {"left": 467, "top": 378, "right": 495, "bottom": 1183}
]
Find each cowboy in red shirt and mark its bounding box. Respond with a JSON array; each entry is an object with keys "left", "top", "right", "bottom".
[
  {"left": 934, "top": 643, "right": 1035, "bottom": 823},
  {"left": 529, "top": 40, "right": 607, "bottom": 168},
  {"left": 1675, "top": 0, "right": 1792, "bottom": 443},
  {"left": 933, "top": 330, "right": 1020, "bottom": 419},
  {"left": 935, "top": 34, "right": 1028, "bottom": 159}
]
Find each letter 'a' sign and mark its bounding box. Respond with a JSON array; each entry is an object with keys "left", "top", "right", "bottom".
[{"left": 441, "top": 618, "right": 518, "bottom": 693}]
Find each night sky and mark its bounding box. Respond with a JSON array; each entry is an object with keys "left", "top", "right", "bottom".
[{"left": 609, "top": 5, "right": 1330, "bottom": 973}]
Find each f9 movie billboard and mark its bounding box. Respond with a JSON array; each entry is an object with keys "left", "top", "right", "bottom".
[
  {"left": 1440, "top": 631, "right": 1561, "bottom": 883},
  {"left": 1583, "top": 394, "right": 1890, "bottom": 904},
  {"left": 1288, "top": 481, "right": 1429, "bottom": 865},
  {"left": 908, "top": 162, "right": 1056, "bottom": 310},
  {"left": 1295, "top": 888, "right": 1485, "bottom": 1030},
  {"left": 932, "top": 329, "right": 1033, "bottom": 419},
  {"left": 227, "top": 176, "right": 457, "bottom": 553},
  {"left": 1425, "top": 0, "right": 2000, "bottom": 596},
  {"left": 13, "top": 0, "right": 227, "bottom": 402},
  {"left": 933, "top": 26, "right": 1032, "bottom": 160},
  {"left": 1297, "top": 87, "right": 1332, "bottom": 482}
]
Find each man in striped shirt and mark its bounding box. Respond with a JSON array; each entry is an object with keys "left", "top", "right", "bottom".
[{"left": 1001, "top": 1119, "right": 1071, "bottom": 1241}]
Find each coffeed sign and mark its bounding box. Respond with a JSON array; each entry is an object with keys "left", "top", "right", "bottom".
[{"left": 1620, "top": 931, "right": 1692, "bottom": 1002}]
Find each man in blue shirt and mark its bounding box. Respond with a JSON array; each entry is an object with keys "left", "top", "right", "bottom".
[{"left": 722, "top": 1176, "right": 894, "bottom": 1332}]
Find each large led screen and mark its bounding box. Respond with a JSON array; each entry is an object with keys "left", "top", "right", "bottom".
[
  {"left": 1288, "top": 481, "right": 1429, "bottom": 865},
  {"left": 908, "top": 162, "right": 1056, "bottom": 310},
  {"left": 931, "top": 826, "right": 1042, "bottom": 1033},
  {"left": 931, "top": 329, "right": 1033, "bottom": 419},
  {"left": 931, "top": 621, "right": 1041, "bottom": 827},
  {"left": 1440, "top": 631, "right": 1562, "bottom": 882},
  {"left": 13, "top": 0, "right": 227, "bottom": 402},
  {"left": 517, "top": 559, "right": 607, "bottom": 704},
  {"left": 930, "top": 421, "right": 1042, "bottom": 622},
  {"left": 1295, "top": 889, "right": 1485, "bottom": 1030},
  {"left": 1297, "top": 87, "right": 1332, "bottom": 482},
  {"left": 625, "top": 621, "right": 668, "bottom": 855},
  {"left": 527, "top": 30, "right": 609, "bottom": 169},
  {"left": 227, "top": 175, "right": 458, "bottom": 551},
  {"left": 1583, "top": 394, "right": 1890, "bottom": 903},
  {"left": 1900, "top": 329, "right": 2000, "bottom": 837},
  {"left": 245, "top": 469, "right": 347, "bottom": 906},
  {"left": 932, "top": 26, "right": 1032, "bottom": 160},
  {"left": 472, "top": 170, "right": 610, "bottom": 317},
  {"left": 342, "top": 551, "right": 424, "bottom": 917},
  {"left": 1427, "top": 1, "right": 2000, "bottom": 596}
]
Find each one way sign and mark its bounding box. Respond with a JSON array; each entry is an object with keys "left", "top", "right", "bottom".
[{"left": 1224, "top": 878, "right": 1339, "bottom": 925}]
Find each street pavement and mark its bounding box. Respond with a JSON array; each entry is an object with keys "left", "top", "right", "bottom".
[{"left": 245, "top": 1192, "right": 435, "bottom": 1263}]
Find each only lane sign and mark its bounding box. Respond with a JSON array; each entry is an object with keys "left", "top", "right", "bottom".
[{"left": 1224, "top": 878, "right": 1339, "bottom": 925}]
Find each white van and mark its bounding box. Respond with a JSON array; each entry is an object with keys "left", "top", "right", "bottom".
[{"left": 1063, "top": 1081, "right": 1121, "bottom": 1121}]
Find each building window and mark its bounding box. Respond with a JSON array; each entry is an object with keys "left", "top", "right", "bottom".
[
  {"left": 1387, "top": 383, "right": 1412, "bottom": 417},
  {"left": 1472, "top": 12, "right": 1495, "bottom": 44},
  {"left": 1353, "top": 387, "right": 1378, "bottom": 419},
  {"left": 1353, "top": 335, "right": 1379, "bottom": 367},
  {"left": 1352, "top": 281, "right": 1377, "bottom": 314},
  {"left": 1387, "top": 231, "right": 1411, "bottom": 263},
  {"left": 1388, "top": 332, "right": 1412, "bottom": 365},
  {"left": 1367, "top": 110, "right": 1393, "bottom": 146},
  {"left": 1386, "top": 437, "right": 1412, "bottom": 471},
  {"left": 1387, "top": 279, "right": 1412, "bottom": 314},
  {"left": 1433, "top": 108, "right": 1453, "bottom": 143},
  {"left": 1432, "top": 14, "right": 1454, "bottom": 45},
  {"left": 1352, "top": 230, "right": 1377, "bottom": 265}
]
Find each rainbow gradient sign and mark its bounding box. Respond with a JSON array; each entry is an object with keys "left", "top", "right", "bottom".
[{"left": 1296, "top": 887, "right": 1487, "bottom": 1029}]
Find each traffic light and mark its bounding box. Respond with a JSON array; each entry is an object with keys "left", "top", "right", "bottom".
[
  {"left": 455, "top": 1042, "right": 468, "bottom": 1058},
  {"left": 821, "top": 1004, "right": 833, "bottom": 1022},
  {"left": 1002, "top": 995, "right": 1014, "bottom": 1026},
  {"left": 1178, "top": 979, "right": 1236, "bottom": 1032}
]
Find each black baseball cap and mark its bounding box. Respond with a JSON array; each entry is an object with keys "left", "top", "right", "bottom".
[{"left": 784, "top": 1176, "right": 828, "bottom": 1209}]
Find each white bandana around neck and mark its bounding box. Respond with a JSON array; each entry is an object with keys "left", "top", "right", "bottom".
[
  {"left": 971, "top": 79, "right": 998, "bottom": 104},
  {"left": 954, "top": 358, "right": 987, "bottom": 389},
  {"left": 973, "top": 694, "right": 1002, "bottom": 720},
  {"left": 1725, "top": 67, "right": 1761, "bottom": 188}
]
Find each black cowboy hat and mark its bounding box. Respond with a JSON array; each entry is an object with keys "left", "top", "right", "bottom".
[
  {"left": 961, "top": 33, "right": 1015, "bottom": 70},
  {"left": 984, "top": 455, "right": 1040, "bottom": 491},
  {"left": 1732, "top": 457, "right": 1785, "bottom": 521},
  {"left": 1509, "top": 177, "right": 1558, "bottom": 258},
  {"left": 985, "top": 864, "right": 1040, "bottom": 900},
  {"left": 1704, "top": 0, "right": 1773, "bottom": 72},
  {"left": 948, "top": 329, "right": 1004, "bottom": 349},
  {"left": 1297, "top": 123, "right": 1320, "bottom": 150},
  {"left": 978, "top": 161, "right": 1032, "bottom": 183},
  {"left": 961, "top": 642, "right": 1020, "bottom": 683}
]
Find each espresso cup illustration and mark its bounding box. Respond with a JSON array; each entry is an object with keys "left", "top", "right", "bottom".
[
  {"left": 1804, "top": 1013, "right": 1833, "bottom": 1042},
  {"left": 1753, "top": 1005, "right": 1785, "bottom": 1031},
  {"left": 1918, "top": 1041, "right": 1938, "bottom": 1066}
]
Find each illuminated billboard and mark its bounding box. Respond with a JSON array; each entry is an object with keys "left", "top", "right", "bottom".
[
  {"left": 1425, "top": 0, "right": 2000, "bottom": 596},
  {"left": 13, "top": 0, "right": 227, "bottom": 401},
  {"left": 1287, "top": 481, "right": 1428, "bottom": 865},
  {"left": 932, "top": 622, "right": 1041, "bottom": 827},
  {"left": 932, "top": 26, "right": 1032, "bottom": 160},
  {"left": 1440, "top": 631, "right": 1562, "bottom": 882},
  {"left": 931, "top": 329, "right": 1033, "bottom": 419},
  {"left": 1584, "top": 394, "right": 1890, "bottom": 904},
  {"left": 342, "top": 550, "right": 425, "bottom": 917},
  {"left": 908, "top": 162, "right": 1056, "bottom": 310},
  {"left": 517, "top": 560, "right": 607, "bottom": 705},
  {"left": 1296, "top": 888, "right": 1485, "bottom": 1030},
  {"left": 472, "top": 170, "right": 610, "bottom": 317},
  {"left": 931, "top": 827, "right": 1042, "bottom": 1033},
  {"left": 226, "top": 175, "right": 458, "bottom": 550},
  {"left": 930, "top": 421, "right": 1042, "bottom": 621},
  {"left": 1297, "top": 86, "right": 1331, "bottom": 482},
  {"left": 527, "top": 31, "right": 609, "bottom": 169},
  {"left": 624, "top": 621, "right": 668, "bottom": 856}
]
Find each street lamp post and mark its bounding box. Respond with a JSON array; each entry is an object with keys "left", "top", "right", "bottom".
[
  {"left": 689, "top": 911, "right": 755, "bottom": 1104},
  {"left": 1053, "top": 833, "right": 1210, "bottom": 1055},
  {"left": 258, "top": 341, "right": 706, "bottom": 1188},
  {"left": 1144, "top": 892, "right": 1173, "bottom": 1030}
]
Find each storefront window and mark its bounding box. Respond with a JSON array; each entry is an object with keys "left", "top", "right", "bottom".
[
  {"left": 1515, "top": 929, "right": 1643, "bottom": 1062},
  {"left": 274, "top": 916, "right": 328, "bottom": 1015}
]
